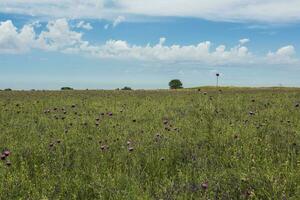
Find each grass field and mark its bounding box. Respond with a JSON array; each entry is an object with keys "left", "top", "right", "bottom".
[{"left": 0, "top": 88, "right": 300, "bottom": 199}]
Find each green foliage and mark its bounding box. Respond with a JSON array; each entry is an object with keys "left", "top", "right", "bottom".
[
  {"left": 0, "top": 88, "right": 300, "bottom": 199},
  {"left": 4, "top": 88, "right": 12, "bottom": 91},
  {"left": 169, "top": 79, "right": 183, "bottom": 89},
  {"left": 121, "top": 86, "right": 132, "bottom": 91},
  {"left": 61, "top": 87, "right": 74, "bottom": 91}
]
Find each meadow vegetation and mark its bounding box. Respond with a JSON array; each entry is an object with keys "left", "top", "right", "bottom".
[{"left": 0, "top": 88, "right": 299, "bottom": 199}]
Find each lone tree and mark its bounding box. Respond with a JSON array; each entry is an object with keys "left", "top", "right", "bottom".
[
  {"left": 61, "top": 87, "right": 73, "bottom": 91},
  {"left": 169, "top": 79, "right": 183, "bottom": 89},
  {"left": 121, "top": 86, "right": 132, "bottom": 91}
]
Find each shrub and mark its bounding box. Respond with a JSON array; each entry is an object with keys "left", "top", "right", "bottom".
[{"left": 4, "top": 88, "right": 12, "bottom": 91}]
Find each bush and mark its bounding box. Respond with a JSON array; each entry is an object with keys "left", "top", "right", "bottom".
[
  {"left": 61, "top": 87, "right": 74, "bottom": 91},
  {"left": 121, "top": 87, "right": 132, "bottom": 91},
  {"left": 169, "top": 79, "right": 183, "bottom": 89},
  {"left": 4, "top": 88, "right": 12, "bottom": 91}
]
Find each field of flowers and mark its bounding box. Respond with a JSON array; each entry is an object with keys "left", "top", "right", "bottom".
[{"left": 0, "top": 88, "right": 299, "bottom": 199}]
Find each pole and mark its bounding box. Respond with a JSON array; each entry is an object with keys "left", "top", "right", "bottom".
[{"left": 216, "top": 73, "right": 219, "bottom": 87}]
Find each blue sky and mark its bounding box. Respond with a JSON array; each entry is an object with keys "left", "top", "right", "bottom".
[{"left": 0, "top": 1, "right": 300, "bottom": 89}]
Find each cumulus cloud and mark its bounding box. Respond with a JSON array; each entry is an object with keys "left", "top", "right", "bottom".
[
  {"left": 267, "top": 45, "right": 297, "bottom": 64},
  {"left": 37, "top": 18, "right": 86, "bottom": 51},
  {"left": 1, "top": 1, "right": 300, "bottom": 23},
  {"left": 0, "top": 20, "right": 36, "bottom": 54},
  {"left": 158, "top": 37, "right": 166, "bottom": 46},
  {"left": 76, "top": 21, "right": 93, "bottom": 30},
  {"left": 0, "top": 19, "right": 298, "bottom": 67},
  {"left": 276, "top": 45, "right": 296, "bottom": 57}
]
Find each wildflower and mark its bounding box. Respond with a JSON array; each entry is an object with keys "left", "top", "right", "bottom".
[
  {"left": 3, "top": 150, "right": 10, "bottom": 157},
  {"left": 201, "top": 182, "right": 208, "bottom": 190}
]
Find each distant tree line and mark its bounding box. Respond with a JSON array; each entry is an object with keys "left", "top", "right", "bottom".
[{"left": 2, "top": 81, "right": 185, "bottom": 91}]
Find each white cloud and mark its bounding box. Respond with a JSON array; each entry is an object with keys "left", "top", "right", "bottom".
[
  {"left": 104, "top": 16, "right": 125, "bottom": 30},
  {"left": 0, "top": 20, "right": 36, "bottom": 54},
  {"left": 267, "top": 45, "right": 297, "bottom": 64},
  {"left": 76, "top": 21, "right": 93, "bottom": 30},
  {"left": 37, "top": 18, "right": 85, "bottom": 51},
  {"left": 158, "top": 37, "right": 166, "bottom": 46},
  {"left": 113, "top": 16, "right": 126, "bottom": 27},
  {"left": 239, "top": 38, "right": 250, "bottom": 45},
  {"left": 0, "top": 19, "right": 298, "bottom": 67},
  {"left": 0, "top": 0, "right": 106, "bottom": 19},
  {"left": 276, "top": 45, "right": 296, "bottom": 57},
  {"left": 1, "top": 1, "right": 300, "bottom": 23}
]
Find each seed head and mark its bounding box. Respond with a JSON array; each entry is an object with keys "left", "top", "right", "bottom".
[
  {"left": 249, "top": 111, "right": 255, "bottom": 116},
  {"left": 128, "top": 147, "right": 134, "bottom": 152},
  {"left": 0, "top": 154, "right": 6, "bottom": 160},
  {"left": 6, "top": 160, "right": 11, "bottom": 166}
]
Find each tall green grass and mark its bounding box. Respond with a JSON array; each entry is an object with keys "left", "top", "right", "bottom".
[{"left": 0, "top": 89, "right": 299, "bottom": 199}]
